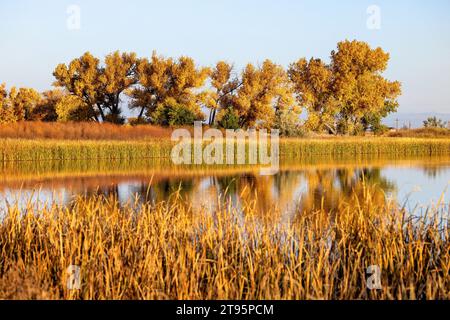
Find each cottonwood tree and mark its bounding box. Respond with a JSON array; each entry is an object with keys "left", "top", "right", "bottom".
[
  {"left": 8, "top": 87, "right": 42, "bottom": 121},
  {"left": 129, "top": 52, "right": 209, "bottom": 125},
  {"left": 31, "top": 89, "right": 65, "bottom": 122},
  {"left": 288, "top": 58, "right": 338, "bottom": 133},
  {"left": 0, "top": 85, "right": 42, "bottom": 123},
  {"left": 331, "top": 40, "right": 401, "bottom": 134},
  {"left": 30, "top": 88, "right": 94, "bottom": 123},
  {"left": 289, "top": 40, "right": 401, "bottom": 135},
  {"left": 0, "top": 85, "right": 88, "bottom": 123},
  {"left": 232, "top": 60, "right": 298, "bottom": 128},
  {"left": 0, "top": 84, "right": 16, "bottom": 124},
  {"left": 201, "top": 61, "right": 241, "bottom": 125},
  {"left": 53, "top": 51, "right": 139, "bottom": 123},
  {"left": 102, "top": 51, "right": 139, "bottom": 123},
  {"left": 53, "top": 52, "right": 102, "bottom": 122}
]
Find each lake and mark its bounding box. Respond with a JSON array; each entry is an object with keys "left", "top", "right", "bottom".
[{"left": 1, "top": 156, "right": 449, "bottom": 217}]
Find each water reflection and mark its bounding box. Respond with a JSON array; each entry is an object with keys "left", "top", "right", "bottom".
[{"left": 1, "top": 157, "right": 449, "bottom": 217}]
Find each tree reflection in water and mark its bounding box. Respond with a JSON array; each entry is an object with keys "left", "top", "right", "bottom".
[{"left": 1, "top": 159, "right": 449, "bottom": 218}]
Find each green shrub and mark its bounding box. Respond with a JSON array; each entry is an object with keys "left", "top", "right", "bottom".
[
  {"left": 153, "top": 98, "right": 202, "bottom": 126},
  {"left": 217, "top": 107, "right": 240, "bottom": 130}
]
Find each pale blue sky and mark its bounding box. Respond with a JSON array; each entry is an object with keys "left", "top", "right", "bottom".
[{"left": 1, "top": 0, "right": 449, "bottom": 113}]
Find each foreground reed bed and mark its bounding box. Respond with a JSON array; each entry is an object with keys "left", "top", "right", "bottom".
[
  {"left": 0, "top": 186, "right": 448, "bottom": 300},
  {"left": 1, "top": 138, "right": 450, "bottom": 162}
]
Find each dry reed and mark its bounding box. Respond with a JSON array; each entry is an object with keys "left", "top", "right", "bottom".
[
  {"left": 0, "top": 185, "right": 448, "bottom": 300},
  {"left": 0, "top": 121, "right": 172, "bottom": 140},
  {"left": 1, "top": 138, "right": 450, "bottom": 163}
]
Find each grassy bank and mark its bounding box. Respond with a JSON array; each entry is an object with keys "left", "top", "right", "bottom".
[
  {"left": 1, "top": 138, "right": 450, "bottom": 162},
  {"left": 0, "top": 186, "right": 448, "bottom": 300}
]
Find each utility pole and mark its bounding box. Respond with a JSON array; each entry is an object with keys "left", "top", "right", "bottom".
[{"left": 395, "top": 118, "right": 399, "bottom": 130}]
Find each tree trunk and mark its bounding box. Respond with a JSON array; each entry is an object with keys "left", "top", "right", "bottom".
[
  {"left": 211, "top": 109, "right": 217, "bottom": 125},
  {"left": 138, "top": 106, "right": 146, "bottom": 120},
  {"left": 97, "top": 105, "right": 106, "bottom": 122},
  {"left": 208, "top": 110, "right": 212, "bottom": 126}
]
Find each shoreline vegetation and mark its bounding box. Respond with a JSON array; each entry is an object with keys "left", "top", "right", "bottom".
[
  {"left": 1, "top": 136, "right": 449, "bottom": 163},
  {"left": 1, "top": 121, "right": 450, "bottom": 141},
  {"left": 0, "top": 185, "right": 448, "bottom": 300}
]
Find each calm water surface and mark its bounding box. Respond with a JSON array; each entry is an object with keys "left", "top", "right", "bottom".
[{"left": 1, "top": 156, "right": 449, "bottom": 216}]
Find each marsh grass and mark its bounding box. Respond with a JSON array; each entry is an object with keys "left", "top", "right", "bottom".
[
  {"left": 1, "top": 138, "right": 450, "bottom": 162},
  {"left": 0, "top": 185, "right": 448, "bottom": 300}
]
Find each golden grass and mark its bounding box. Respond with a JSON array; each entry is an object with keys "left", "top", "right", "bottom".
[
  {"left": 1, "top": 121, "right": 449, "bottom": 140},
  {"left": 1, "top": 137, "right": 450, "bottom": 162},
  {"left": 386, "top": 128, "right": 450, "bottom": 138},
  {"left": 0, "top": 186, "right": 448, "bottom": 300},
  {"left": 0, "top": 121, "right": 173, "bottom": 140}
]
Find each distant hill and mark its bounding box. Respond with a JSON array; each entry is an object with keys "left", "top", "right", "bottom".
[{"left": 383, "top": 113, "right": 450, "bottom": 129}]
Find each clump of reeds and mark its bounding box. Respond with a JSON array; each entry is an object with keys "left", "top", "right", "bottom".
[
  {"left": 0, "top": 185, "right": 448, "bottom": 300},
  {"left": 0, "top": 139, "right": 175, "bottom": 162},
  {"left": 279, "top": 137, "right": 450, "bottom": 157}
]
